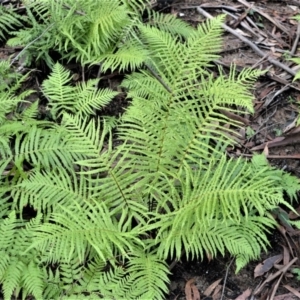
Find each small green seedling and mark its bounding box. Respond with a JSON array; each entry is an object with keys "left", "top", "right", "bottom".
[
  {"left": 291, "top": 268, "right": 300, "bottom": 280},
  {"left": 246, "top": 126, "right": 255, "bottom": 139}
]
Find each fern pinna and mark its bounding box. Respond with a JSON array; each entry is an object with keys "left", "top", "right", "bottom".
[{"left": 0, "top": 2, "right": 299, "bottom": 299}]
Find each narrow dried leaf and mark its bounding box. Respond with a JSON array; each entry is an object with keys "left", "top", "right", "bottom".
[
  {"left": 185, "top": 278, "right": 200, "bottom": 300},
  {"left": 262, "top": 142, "right": 269, "bottom": 156},
  {"left": 274, "top": 292, "right": 299, "bottom": 300},
  {"left": 204, "top": 278, "right": 222, "bottom": 296},
  {"left": 283, "top": 285, "right": 300, "bottom": 298},
  {"left": 191, "top": 283, "right": 201, "bottom": 300},
  {"left": 283, "top": 245, "right": 290, "bottom": 266},
  {"left": 185, "top": 278, "right": 193, "bottom": 300},
  {"left": 234, "top": 288, "right": 252, "bottom": 300},
  {"left": 212, "top": 285, "right": 222, "bottom": 300},
  {"left": 253, "top": 133, "right": 300, "bottom": 151},
  {"left": 206, "top": 252, "right": 213, "bottom": 262}
]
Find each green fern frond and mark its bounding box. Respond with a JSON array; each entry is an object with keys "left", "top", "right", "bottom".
[
  {"left": 74, "top": 81, "right": 119, "bottom": 116},
  {"left": 0, "top": 60, "right": 22, "bottom": 91},
  {"left": 0, "top": 72, "right": 33, "bottom": 124},
  {"left": 0, "top": 5, "right": 24, "bottom": 41},
  {"left": 60, "top": 113, "right": 117, "bottom": 176},
  {"left": 42, "top": 63, "right": 118, "bottom": 118},
  {"left": 150, "top": 155, "right": 294, "bottom": 270},
  {"left": 71, "top": 256, "right": 124, "bottom": 298},
  {"left": 121, "top": 0, "right": 150, "bottom": 13},
  {"left": 109, "top": 251, "right": 170, "bottom": 299},
  {"left": 50, "top": 0, "right": 135, "bottom": 63},
  {"left": 12, "top": 125, "right": 90, "bottom": 175},
  {"left": 0, "top": 91, "right": 30, "bottom": 123},
  {"left": 21, "top": 261, "right": 44, "bottom": 300},
  {"left": 146, "top": 9, "right": 194, "bottom": 38},
  {"left": 18, "top": 101, "right": 39, "bottom": 121},
  {"left": 13, "top": 168, "right": 86, "bottom": 214},
  {"left": 62, "top": 250, "right": 170, "bottom": 299},
  {"left": 154, "top": 212, "right": 275, "bottom": 271},
  {"left": 7, "top": 2, "right": 54, "bottom": 65},
  {"left": 100, "top": 9, "right": 195, "bottom": 72},
  {"left": 0, "top": 212, "right": 44, "bottom": 300},
  {"left": 138, "top": 14, "right": 225, "bottom": 77},
  {"left": 26, "top": 200, "right": 144, "bottom": 263},
  {"left": 2, "top": 260, "right": 24, "bottom": 300},
  {"left": 42, "top": 268, "right": 62, "bottom": 299},
  {"left": 100, "top": 42, "right": 149, "bottom": 72},
  {"left": 41, "top": 63, "right": 77, "bottom": 118}
]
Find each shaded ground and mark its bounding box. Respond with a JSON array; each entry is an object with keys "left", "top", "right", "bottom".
[{"left": 2, "top": 0, "right": 300, "bottom": 299}]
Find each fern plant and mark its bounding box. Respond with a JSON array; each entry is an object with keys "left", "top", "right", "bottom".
[
  {"left": 6, "top": 0, "right": 149, "bottom": 66},
  {"left": 0, "top": 4, "right": 299, "bottom": 300},
  {"left": 0, "top": 4, "right": 24, "bottom": 42}
]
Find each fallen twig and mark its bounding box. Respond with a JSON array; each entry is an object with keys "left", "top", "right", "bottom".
[
  {"left": 220, "top": 258, "right": 234, "bottom": 300},
  {"left": 224, "top": 10, "right": 260, "bottom": 37},
  {"left": 291, "top": 21, "right": 300, "bottom": 55},
  {"left": 237, "top": 0, "right": 290, "bottom": 35},
  {"left": 196, "top": 7, "right": 297, "bottom": 77},
  {"left": 253, "top": 257, "right": 298, "bottom": 296}
]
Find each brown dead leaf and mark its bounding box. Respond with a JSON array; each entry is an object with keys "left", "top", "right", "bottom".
[
  {"left": 212, "top": 284, "right": 222, "bottom": 300},
  {"left": 206, "top": 252, "right": 213, "bottom": 262},
  {"left": 254, "top": 254, "right": 283, "bottom": 278},
  {"left": 203, "top": 278, "right": 222, "bottom": 296},
  {"left": 274, "top": 292, "right": 299, "bottom": 299},
  {"left": 220, "top": 109, "right": 250, "bottom": 125},
  {"left": 185, "top": 278, "right": 200, "bottom": 300},
  {"left": 257, "top": 85, "right": 276, "bottom": 101},
  {"left": 251, "top": 133, "right": 300, "bottom": 151},
  {"left": 234, "top": 288, "right": 252, "bottom": 300},
  {"left": 283, "top": 285, "right": 300, "bottom": 298},
  {"left": 254, "top": 257, "right": 298, "bottom": 296},
  {"left": 262, "top": 142, "right": 269, "bottom": 156},
  {"left": 284, "top": 123, "right": 300, "bottom": 135}
]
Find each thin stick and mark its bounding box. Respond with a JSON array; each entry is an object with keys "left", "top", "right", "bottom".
[
  {"left": 291, "top": 22, "right": 300, "bottom": 55},
  {"left": 220, "top": 258, "right": 234, "bottom": 300},
  {"left": 10, "top": 23, "right": 54, "bottom": 66},
  {"left": 237, "top": 0, "right": 290, "bottom": 35},
  {"left": 253, "top": 257, "right": 298, "bottom": 295}
]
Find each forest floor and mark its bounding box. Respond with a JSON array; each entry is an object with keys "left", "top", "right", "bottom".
[{"left": 2, "top": 0, "right": 300, "bottom": 299}]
